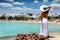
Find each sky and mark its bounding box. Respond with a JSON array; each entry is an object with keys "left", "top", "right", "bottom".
[{"left": 0, "top": 0, "right": 60, "bottom": 15}]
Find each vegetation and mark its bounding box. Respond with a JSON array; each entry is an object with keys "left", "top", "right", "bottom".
[
  {"left": 48, "top": 15, "right": 60, "bottom": 20},
  {"left": 0, "top": 13, "right": 60, "bottom": 21},
  {"left": 0, "top": 14, "right": 6, "bottom": 20},
  {"left": 27, "top": 13, "right": 33, "bottom": 16},
  {"left": 14, "top": 15, "right": 28, "bottom": 20},
  {"left": 8, "top": 16, "right": 13, "bottom": 20}
]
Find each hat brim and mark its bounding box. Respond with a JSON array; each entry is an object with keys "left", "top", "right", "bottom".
[{"left": 40, "top": 5, "right": 49, "bottom": 12}]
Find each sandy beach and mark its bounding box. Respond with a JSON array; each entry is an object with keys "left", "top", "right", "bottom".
[
  {"left": 49, "top": 32, "right": 60, "bottom": 40},
  {"left": 0, "top": 20, "right": 60, "bottom": 24},
  {"left": 0, "top": 32, "right": 60, "bottom": 40}
]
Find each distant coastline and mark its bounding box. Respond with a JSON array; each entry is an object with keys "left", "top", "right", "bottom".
[{"left": 0, "top": 20, "right": 60, "bottom": 24}]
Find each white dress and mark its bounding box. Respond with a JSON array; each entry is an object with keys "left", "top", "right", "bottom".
[{"left": 40, "top": 18, "right": 48, "bottom": 37}]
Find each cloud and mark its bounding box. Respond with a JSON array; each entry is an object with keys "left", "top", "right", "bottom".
[
  {"left": 5, "top": 0, "right": 14, "bottom": 2},
  {"left": 50, "top": 4, "right": 60, "bottom": 8},
  {"left": 23, "top": 6, "right": 26, "bottom": 8},
  {"left": 0, "top": 3, "right": 13, "bottom": 7},
  {"left": 50, "top": 8, "right": 53, "bottom": 11},
  {"left": 55, "top": 0, "right": 60, "bottom": 1},
  {"left": 51, "top": 1, "right": 55, "bottom": 4},
  {"left": 12, "top": 7, "right": 33, "bottom": 10},
  {"left": 51, "top": 0, "right": 60, "bottom": 4},
  {"left": 13, "top": 2, "right": 24, "bottom": 5},
  {"left": 43, "top": 0, "right": 48, "bottom": 2},
  {"left": 12, "top": 7, "right": 22, "bottom": 10},
  {"left": 12, "top": 6, "right": 38, "bottom": 11},
  {"left": 34, "top": 0, "right": 38, "bottom": 3}
]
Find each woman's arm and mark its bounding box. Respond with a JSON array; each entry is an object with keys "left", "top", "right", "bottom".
[
  {"left": 47, "top": 6, "right": 51, "bottom": 12},
  {"left": 39, "top": 12, "right": 43, "bottom": 20}
]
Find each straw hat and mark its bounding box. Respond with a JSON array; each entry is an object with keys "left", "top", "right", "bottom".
[{"left": 40, "top": 5, "right": 49, "bottom": 12}]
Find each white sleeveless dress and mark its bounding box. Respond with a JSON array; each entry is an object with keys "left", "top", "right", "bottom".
[{"left": 40, "top": 18, "right": 48, "bottom": 37}]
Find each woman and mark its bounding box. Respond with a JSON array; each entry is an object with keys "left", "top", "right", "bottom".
[{"left": 39, "top": 5, "right": 51, "bottom": 37}]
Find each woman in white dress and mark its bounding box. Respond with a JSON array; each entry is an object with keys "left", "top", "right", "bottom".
[{"left": 39, "top": 5, "right": 51, "bottom": 37}]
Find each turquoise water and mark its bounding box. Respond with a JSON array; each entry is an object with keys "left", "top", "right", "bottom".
[{"left": 0, "top": 22, "right": 60, "bottom": 37}]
